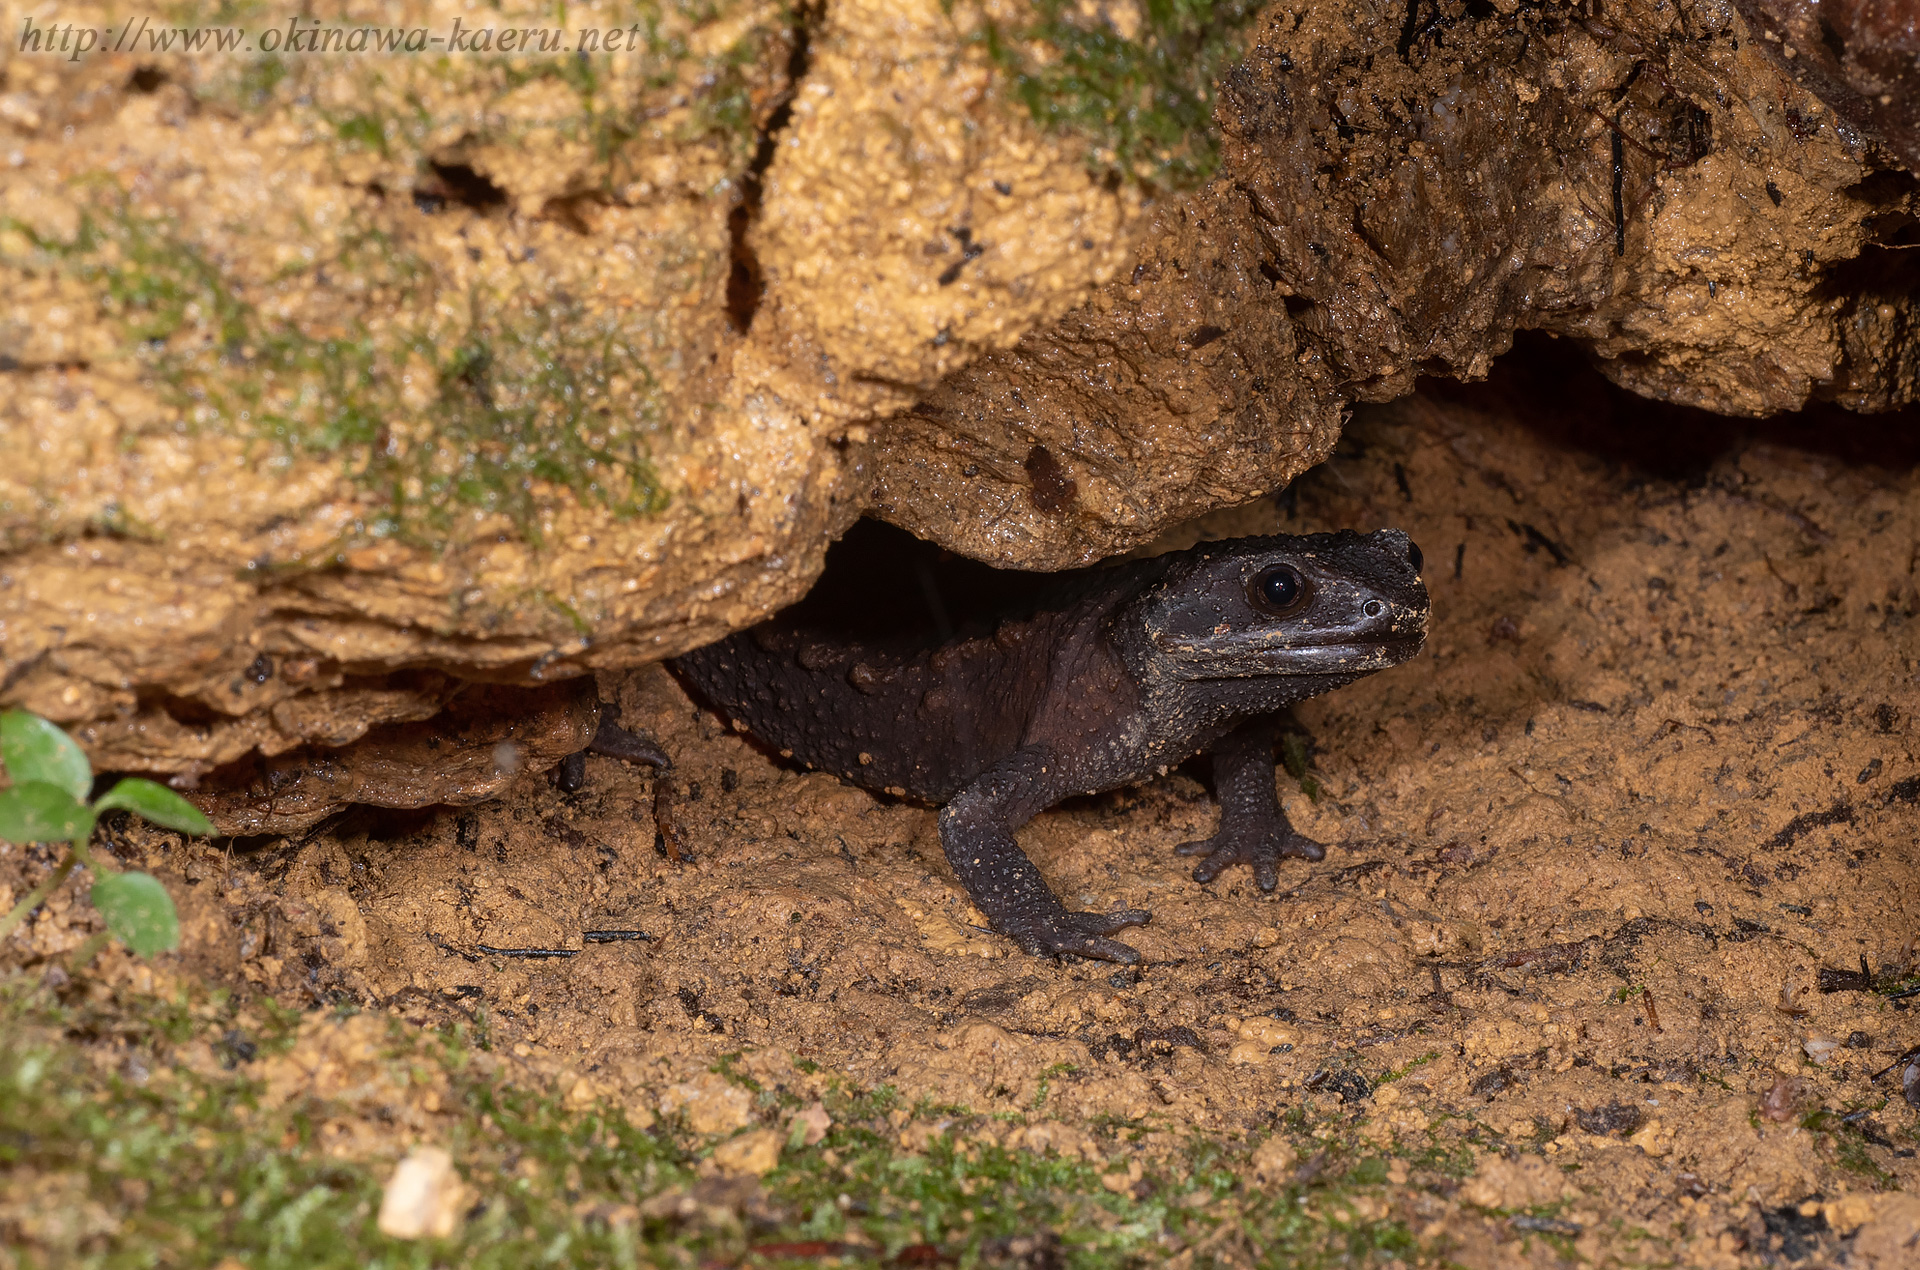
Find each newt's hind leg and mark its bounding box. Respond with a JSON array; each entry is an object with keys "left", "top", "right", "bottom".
[
  {"left": 1176, "top": 717, "right": 1323, "bottom": 893},
  {"left": 941, "top": 746, "right": 1151, "bottom": 963}
]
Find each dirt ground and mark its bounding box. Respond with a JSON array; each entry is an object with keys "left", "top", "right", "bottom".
[{"left": 6, "top": 336, "right": 1919, "bottom": 1266}]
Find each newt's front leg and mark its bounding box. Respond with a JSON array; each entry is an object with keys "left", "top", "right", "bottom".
[
  {"left": 940, "top": 747, "right": 1151, "bottom": 963},
  {"left": 1176, "top": 716, "right": 1324, "bottom": 892}
]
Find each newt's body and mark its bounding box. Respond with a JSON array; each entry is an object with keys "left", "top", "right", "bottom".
[{"left": 670, "top": 530, "right": 1429, "bottom": 963}]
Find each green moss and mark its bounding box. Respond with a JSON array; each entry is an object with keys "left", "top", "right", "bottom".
[
  {"left": 198, "top": 2, "right": 780, "bottom": 182},
  {"left": 1800, "top": 1106, "right": 1898, "bottom": 1184},
  {"left": 2, "top": 207, "right": 669, "bottom": 550},
  {"left": 1279, "top": 733, "right": 1321, "bottom": 801},
  {"left": 379, "top": 294, "right": 672, "bottom": 542},
  {"left": 971, "top": 0, "right": 1267, "bottom": 190},
  {"left": 1, "top": 979, "right": 1468, "bottom": 1270},
  {"left": 234, "top": 55, "right": 289, "bottom": 107},
  {"left": 1033, "top": 1061, "right": 1079, "bottom": 1107},
  {"left": 711, "top": 1050, "right": 766, "bottom": 1094},
  {"left": 1405, "top": 1128, "right": 1476, "bottom": 1181},
  {"left": 333, "top": 113, "right": 390, "bottom": 155},
  {"left": 1376, "top": 1051, "right": 1438, "bottom": 1084}
]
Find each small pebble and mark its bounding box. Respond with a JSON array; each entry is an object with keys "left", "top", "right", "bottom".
[
  {"left": 1801, "top": 1034, "right": 1842, "bottom": 1064},
  {"left": 377, "top": 1146, "right": 465, "bottom": 1240}
]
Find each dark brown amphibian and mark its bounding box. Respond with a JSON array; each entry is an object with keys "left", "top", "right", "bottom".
[{"left": 670, "top": 531, "right": 1429, "bottom": 963}]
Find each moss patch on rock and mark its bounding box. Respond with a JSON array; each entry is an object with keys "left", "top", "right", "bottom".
[
  {"left": 976, "top": 0, "right": 1266, "bottom": 190},
  {"left": 2, "top": 204, "right": 669, "bottom": 546}
]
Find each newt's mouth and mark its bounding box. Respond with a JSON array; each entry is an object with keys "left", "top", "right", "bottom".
[{"left": 1156, "top": 631, "right": 1427, "bottom": 679}]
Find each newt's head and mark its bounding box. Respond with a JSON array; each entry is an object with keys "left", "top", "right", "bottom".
[{"left": 1137, "top": 530, "right": 1429, "bottom": 683}]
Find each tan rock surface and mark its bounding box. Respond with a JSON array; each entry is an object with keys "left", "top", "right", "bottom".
[
  {"left": 738, "top": 0, "right": 1146, "bottom": 420},
  {"left": 0, "top": 0, "right": 866, "bottom": 777},
  {"left": 872, "top": 0, "right": 1920, "bottom": 567},
  {"left": 187, "top": 679, "right": 602, "bottom": 835}
]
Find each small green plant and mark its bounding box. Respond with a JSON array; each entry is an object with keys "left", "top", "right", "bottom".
[
  {"left": 1280, "top": 731, "right": 1321, "bottom": 800},
  {"left": 0, "top": 710, "right": 211, "bottom": 958}
]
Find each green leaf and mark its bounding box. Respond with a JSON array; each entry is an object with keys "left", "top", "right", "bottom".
[
  {"left": 0, "top": 782, "right": 95, "bottom": 845},
  {"left": 91, "top": 871, "right": 180, "bottom": 956},
  {"left": 0, "top": 711, "right": 92, "bottom": 801},
  {"left": 94, "top": 779, "right": 215, "bottom": 836}
]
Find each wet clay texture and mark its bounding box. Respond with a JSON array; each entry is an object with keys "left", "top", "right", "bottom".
[
  {"left": 871, "top": 0, "right": 1920, "bottom": 567},
  {"left": 1733, "top": 0, "right": 1920, "bottom": 168},
  {"left": 189, "top": 680, "right": 602, "bottom": 836},
  {"left": 3, "top": 0, "right": 1918, "bottom": 780},
  {"left": 11, "top": 348, "right": 1915, "bottom": 1266}
]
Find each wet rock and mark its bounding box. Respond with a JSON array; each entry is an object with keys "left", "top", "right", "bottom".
[
  {"left": 185, "top": 681, "right": 601, "bottom": 834},
  {"left": 1733, "top": 0, "right": 1920, "bottom": 169},
  {"left": 874, "top": 0, "right": 1920, "bottom": 567}
]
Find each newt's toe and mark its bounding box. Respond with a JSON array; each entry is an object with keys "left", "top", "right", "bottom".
[
  {"left": 1078, "top": 907, "right": 1152, "bottom": 936},
  {"left": 1277, "top": 830, "right": 1327, "bottom": 862},
  {"left": 1002, "top": 906, "right": 1150, "bottom": 963},
  {"left": 1179, "top": 831, "right": 1323, "bottom": 890}
]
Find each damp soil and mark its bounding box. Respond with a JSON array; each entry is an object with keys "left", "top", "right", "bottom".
[{"left": 6, "top": 338, "right": 1920, "bottom": 1266}]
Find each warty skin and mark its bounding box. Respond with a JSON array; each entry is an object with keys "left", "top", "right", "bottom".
[{"left": 671, "top": 529, "right": 1430, "bottom": 963}]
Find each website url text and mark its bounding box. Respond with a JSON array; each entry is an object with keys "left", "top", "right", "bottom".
[{"left": 19, "top": 16, "right": 663, "bottom": 62}]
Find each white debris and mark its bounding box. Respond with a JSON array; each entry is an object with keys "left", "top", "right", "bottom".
[{"left": 376, "top": 1146, "right": 466, "bottom": 1240}]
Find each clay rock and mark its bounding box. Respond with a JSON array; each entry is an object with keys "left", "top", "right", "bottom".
[
  {"left": 872, "top": 0, "right": 1920, "bottom": 566},
  {"left": 0, "top": 0, "right": 861, "bottom": 777},
  {"left": 737, "top": 0, "right": 1146, "bottom": 421},
  {"left": 1733, "top": 0, "right": 1920, "bottom": 169},
  {"left": 187, "top": 680, "right": 600, "bottom": 835},
  {"left": 0, "top": 0, "right": 1168, "bottom": 775}
]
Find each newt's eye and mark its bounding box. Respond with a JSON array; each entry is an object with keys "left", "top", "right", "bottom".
[{"left": 1250, "top": 565, "right": 1308, "bottom": 615}]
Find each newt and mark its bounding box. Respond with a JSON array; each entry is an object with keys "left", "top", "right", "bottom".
[{"left": 669, "top": 530, "right": 1429, "bottom": 963}]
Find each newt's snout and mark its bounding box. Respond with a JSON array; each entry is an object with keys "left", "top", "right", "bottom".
[{"left": 1144, "top": 528, "right": 1431, "bottom": 680}]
